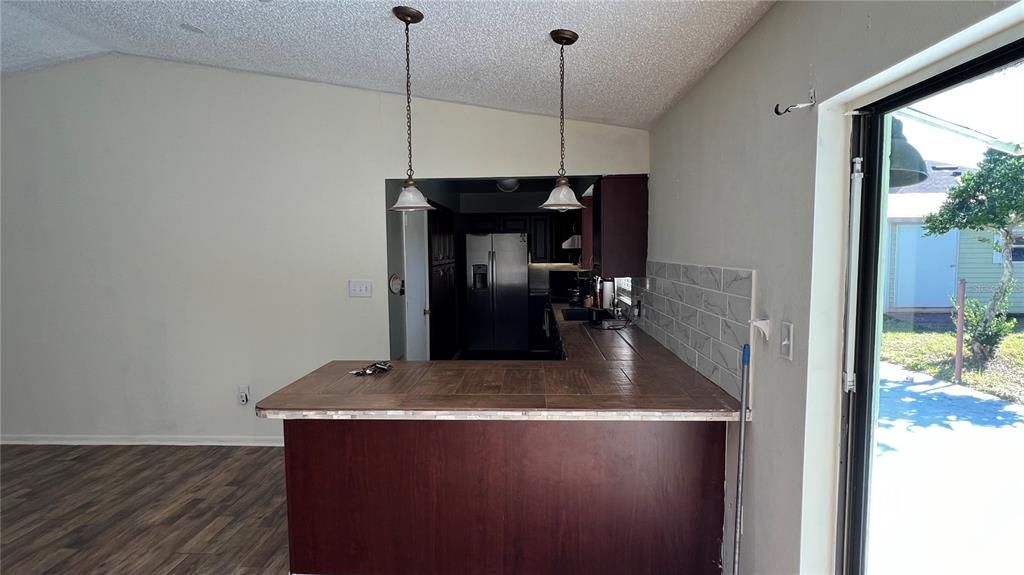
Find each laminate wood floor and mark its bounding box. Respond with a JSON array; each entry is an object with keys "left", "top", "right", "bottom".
[{"left": 1, "top": 445, "right": 288, "bottom": 574}]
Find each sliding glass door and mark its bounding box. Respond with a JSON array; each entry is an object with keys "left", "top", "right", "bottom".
[{"left": 843, "top": 39, "right": 1024, "bottom": 575}]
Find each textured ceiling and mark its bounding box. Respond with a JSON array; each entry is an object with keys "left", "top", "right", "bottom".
[{"left": 1, "top": 1, "right": 772, "bottom": 128}]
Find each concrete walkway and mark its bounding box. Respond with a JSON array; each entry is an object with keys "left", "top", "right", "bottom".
[{"left": 867, "top": 362, "right": 1024, "bottom": 575}]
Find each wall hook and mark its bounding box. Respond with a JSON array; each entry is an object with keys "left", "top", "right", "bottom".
[
  {"left": 750, "top": 319, "right": 771, "bottom": 341},
  {"left": 774, "top": 88, "right": 816, "bottom": 116}
]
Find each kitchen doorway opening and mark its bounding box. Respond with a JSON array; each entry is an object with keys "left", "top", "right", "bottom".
[
  {"left": 843, "top": 38, "right": 1024, "bottom": 575},
  {"left": 385, "top": 176, "right": 600, "bottom": 361}
]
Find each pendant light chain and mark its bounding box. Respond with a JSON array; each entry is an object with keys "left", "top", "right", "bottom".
[
  {"left": 405, "top": 21, "right": 414, "bottom": 179},
  {"left": 558, "top": 43, "right": 566, "bottom": 178}
]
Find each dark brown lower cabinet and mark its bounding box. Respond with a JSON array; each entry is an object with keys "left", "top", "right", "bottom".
[{"left": 283, "top": 420, "right": 726, "bottom": 575}]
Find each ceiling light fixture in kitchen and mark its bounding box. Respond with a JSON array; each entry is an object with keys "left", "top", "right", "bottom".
[
  {"left": 540, "top": 29, "right": 584, "bottom": 212},
  {"left": 389, "top": 6, "right": 434, "bottom": 212},
  {"left": 496, "top": 178, "right": 520, "bottom": 193}
]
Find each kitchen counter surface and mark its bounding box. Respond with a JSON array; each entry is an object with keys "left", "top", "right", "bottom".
[{"left": 257, "top": 310, "right": 739, "bottom": 421}]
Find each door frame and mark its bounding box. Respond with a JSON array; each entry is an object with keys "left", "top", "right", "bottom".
[{"left": 840, "top": 38, "right": 1024, "bottom": 575}]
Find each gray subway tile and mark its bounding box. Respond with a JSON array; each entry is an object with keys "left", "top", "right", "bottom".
[
  {"left": 721, "top": 319, "right": 751, "bottom": 349},
  {"left": 696, "top": 354, "right": 720, "bottom": 383},
  {"left": 727, "top": 295, "right": 752, "bottom": 324},
  {"left": 697, "top": 311, "right": 722, "bottom": 339},
  {"left": 717, "top": 369, "right": 741, "bottom": 399},
  {"left": 691, "top": 330, "right": 712, "bottom": 356},
  {"left": 679, "top": 304, "right": 700, "bottom": 329},
  {"left": 683, "top": 285, "right": 703, "bottom": 308},
  {"left": 665, "top": 281, "right": 686, "bottom": 302},
  {"left": 665, "top": 334, "right": 680, "bottom": 354},
  {"left": 702, "top": 289, "right": 727, "bottom": 317},
  {"left": 680, "top": 264, "right": 701, "bottom": 285},
  {"left": 711, "top": 341, "right": 741, "bottom": 375},
  {"left": 652, "top": 261, "right": 667, "bottom": 279},
  {"left": 680, "top": 345, "right": 698, "bottom": 367},
  {"left": 653, "top": 309, "right": 674, "bottom": 332},
  {"left": 699, "top": 266, "right": 723, "bottom": 290},
  {"left": 722, "top": 268, "right": 753, "bottom": 298},
  {"left": 651, "top": 293, "right": 666, "bottom": 313},
  {"left": 666, "top": 263, "right": 682, "bottom": 281},
  {"left": 666, "top": 298, "right": 681, "bottom": 319},
  {"left": 673, "top": 320, "right": 690, "bottom": 346}
]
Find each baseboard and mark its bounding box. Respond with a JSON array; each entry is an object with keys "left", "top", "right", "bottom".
[{"left": 0, "top": 434, "right": 284, "bottom": 447}]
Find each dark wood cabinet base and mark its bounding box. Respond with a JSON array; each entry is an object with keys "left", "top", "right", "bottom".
[{"left": 284, "top": 420, "right": 726, "bottom": 575}]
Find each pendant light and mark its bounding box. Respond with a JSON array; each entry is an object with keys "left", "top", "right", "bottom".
[
  {"left": 540, "top": 29, "right": 585, "bottom": 212},
  {"left": 889, "top": 118, "right": 928, "bottom": 188},
  {"left": 390, "top": 6, "right": 434, "bottom": 211}
]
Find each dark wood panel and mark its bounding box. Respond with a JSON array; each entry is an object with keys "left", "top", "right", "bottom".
[
  {"left": 284, "top": 420, "right": 727, "bottom": 575},
  {"left": 499, "top": 214, "right": 530, "bottom": 233},
  {"left": 429, "top": 207, "right": 458, "bottom": 360},
  {"left": 580, "top": 196, "right": 594, "bottom": 270},
  {"left": 597, "top": 174, "right": 648, "bottom": 278},
  {"left": 529, "top": 214, "right": 551, "bottom": 262},
  {"left": 1, "top": 445, "right": 288, "bottom": 574}
]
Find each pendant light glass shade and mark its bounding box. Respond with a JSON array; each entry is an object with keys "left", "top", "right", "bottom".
[
  {"left": 392, "top": 179, "right": 434, "bottom": 211},
  {"left": 889, "top": 118, "right": 928, "bottom": 188},
  {"left": 540, "top": 177, "right": 584, "bottom": 212}
]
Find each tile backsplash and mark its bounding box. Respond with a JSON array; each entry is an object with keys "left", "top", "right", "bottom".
[{"left": 634, "top": 260, "right": 755, "bottom": 398}]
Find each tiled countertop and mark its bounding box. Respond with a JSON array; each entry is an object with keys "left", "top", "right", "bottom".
[{"left": 256, "top": 311, "right": 740, "bottom": 421}]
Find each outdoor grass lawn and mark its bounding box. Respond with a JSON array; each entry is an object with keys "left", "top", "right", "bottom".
[{"left": 881, "top": 316, "right": 1024, "bottom": 405}]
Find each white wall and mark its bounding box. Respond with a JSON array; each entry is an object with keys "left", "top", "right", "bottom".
[
  {"left": 1, "top": 54, "right": 648, "bottom": 443},
  {"left": 647, "top": 2, "right": 1013, "bottom": 573}
]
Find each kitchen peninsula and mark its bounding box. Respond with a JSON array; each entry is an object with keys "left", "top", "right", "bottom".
[{"left": 257, "top": 316, "right": 740, "bottom": 575}]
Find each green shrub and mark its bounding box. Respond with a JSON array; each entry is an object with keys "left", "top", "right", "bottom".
[{"left": 953, "top": 289, "right": 1017, "bottom": 361}]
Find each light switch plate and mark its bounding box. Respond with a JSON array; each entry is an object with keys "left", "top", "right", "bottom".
[
  {"left": 780, "top": 321, "right": 794, "bottom": 361},
  {"left": 348, "top": 279, "right": 373, "bottom": 298}
]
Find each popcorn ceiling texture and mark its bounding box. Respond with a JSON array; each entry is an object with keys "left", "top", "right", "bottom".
[
  {"left": 634, "top": 260, "right": 755, "bottom": 399},
  {"left": 2, "top": 0, "right": 772, "bottom": 128}
]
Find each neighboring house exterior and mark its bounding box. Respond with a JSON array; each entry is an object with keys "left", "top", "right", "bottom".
[{"left": 884, "top": 161, "right": 1024, "bottom": 313}]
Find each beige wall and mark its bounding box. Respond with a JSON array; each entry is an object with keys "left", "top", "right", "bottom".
[
  {"left": 1, "top": 54, "right": 648, "bottom": 443},
  {"left": 647, "top": 1, "right": 1013, "bottom": 573}
]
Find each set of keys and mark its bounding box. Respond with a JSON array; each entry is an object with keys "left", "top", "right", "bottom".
[{"left": 348, "top": 361, "right": 393, "bottom": 376}]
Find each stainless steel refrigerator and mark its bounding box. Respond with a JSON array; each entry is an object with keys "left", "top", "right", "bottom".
[{"left": 465, "top": 233, "right": 529, "bottom": 352}]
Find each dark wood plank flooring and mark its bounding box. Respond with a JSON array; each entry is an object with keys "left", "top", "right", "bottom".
[{"left": 1, "top": 445, "right": 288, "bottom": 574}]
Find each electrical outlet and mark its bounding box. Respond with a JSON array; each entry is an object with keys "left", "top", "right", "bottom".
[
  {"left": 348, "top": 279, "right": 373, "bottom": 298},
  {"left": 780, "top": 322, "right": 794, "bottom": 361},
  {"left": 238, "top": 385, "right": 250, "bottom": 406}
]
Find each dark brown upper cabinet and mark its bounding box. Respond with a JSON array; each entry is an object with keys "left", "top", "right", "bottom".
[
  {"left": 586, "top": 174, "right": 648, "bottom": 278},
  {"left": 528, "top": 215, "right": 551, "bottom": 263},
  {"left": 499, "top": 215, "right": 529, "bottom": 234}
]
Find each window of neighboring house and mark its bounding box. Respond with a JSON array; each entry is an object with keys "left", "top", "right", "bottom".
[{"left": 993, "top": 230, "right": 1024, "bottom": 262}]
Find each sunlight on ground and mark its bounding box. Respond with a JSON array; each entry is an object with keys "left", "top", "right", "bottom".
[{"left": 867, "top": 363, "right": 1024, "bottom": 575}]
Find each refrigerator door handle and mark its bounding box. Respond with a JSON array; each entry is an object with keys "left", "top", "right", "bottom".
[{"left": 489, "top": 250, "right": 496, "bottom": 314}]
